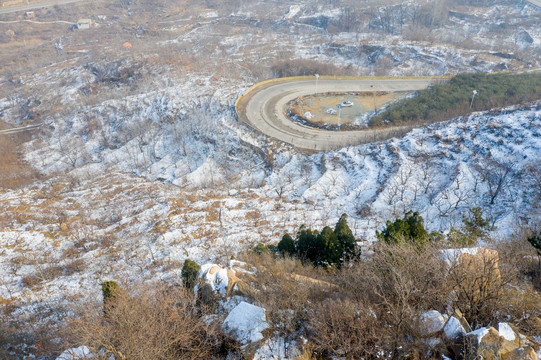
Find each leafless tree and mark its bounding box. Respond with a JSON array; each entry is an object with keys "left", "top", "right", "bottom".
[{"left": 475, "top": 157, "right": 514, "bottom": 205}]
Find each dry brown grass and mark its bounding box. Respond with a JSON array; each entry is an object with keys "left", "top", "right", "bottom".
[
  {"left": 0, "top": 121, "right": 40, "bottom": 189},
  {"left": 66, "top": 282, "right": 227, "bottom": 360},
  {"left": 241, "top": 239, "right": 541, "bottom": 359}
]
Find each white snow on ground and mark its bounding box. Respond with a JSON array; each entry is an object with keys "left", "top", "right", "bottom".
[
  {"left": 223, "top": 301, "right": 269, "bottom": 344},
  {"left": 498, "top": 322, "right": 516, "bottom": 341},
  {"left": 55, "top": 346, "right": 93, "bottom": 360},
  {"left": 439, "top": 248, "right": 480, "bottom": 267},
  {"left": 1, "top": 97, "right": 540, "bottom": 339},
  {"left": 284, "top": 5, "right": 301, "bottom": 20},
  {"left": 253, "top": 336, "right": 300, "bottom": 360}
]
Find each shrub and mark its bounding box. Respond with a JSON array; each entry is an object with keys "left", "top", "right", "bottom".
[
  {"left": 334, "top": 213, "right": 361, "bottom": 262},
  {"left": 102, "top": 281, "right": 119, "bottom": 304},
  {"left": 68, "top": 283, "right": 225, "bottom": 360},
  {"left": 252, "top": 242, "right": 270, "bottom": 255},
  {"left": 369, "top": 72, "right": 541, "bottom": 127},
  {"left": 181, "top": 259, "right": 200, "bottom": 290},
  {"left": 295, "top": 225, "right": 320, "bottom": 264},
  {"left": 527, "top": 233, "right": 541, "bottom": 256},
  {"left": 278, "top": 233, "right": 296, "bottom": 256},
  {"left": 448, "top": 207, "right": 494, "bottom": 246},
  {"left": 315, "top": 226, "right": 342, "bottom": 267},
  {"left": 462, "top": 207, "right": 493, "bottom": 239},
  {"left": 285, "top": 215, "right": 361, "bottom": 267},
  {"left": 376, "top": 211, "right": 429, "bottom": 247}
]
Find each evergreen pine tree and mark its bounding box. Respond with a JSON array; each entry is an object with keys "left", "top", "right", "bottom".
[
  {"left": 377, "top": 211, "right": 428, "bottom": 246},
  {"left": 278, "top": 233, "right": 296, "bottom": 256},
  {"left": 334, "top": 213, "right": 358, "bottom": 261},
  {"left": 317, "top": 226, "right": 342, "bottom": 266},
  {"left": 296, "top": 225, "right": 319, "bottom": 263}
]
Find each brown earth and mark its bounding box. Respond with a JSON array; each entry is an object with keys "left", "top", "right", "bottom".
[
  {"left": 289, "top": 91, "right": 408, "bottom": 127},
  {"left": 0, "top": 121, "right": 40, "bottom": 188}
]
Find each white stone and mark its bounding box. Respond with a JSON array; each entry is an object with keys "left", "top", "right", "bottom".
[
  {"left": 420, "top": 310, "right": 446, "bottom": 335},
  {"left": 196, "top": 263, "right": 229, "bottom": 295},
  {"left": 56, "top": 346, "right": 94, "bottom": 360},
  {"left": 498, "top": 322, "right": 516, "bottom": 341},
  {"left": 223, "top": 301, "right": 268, "bottom": 344},
  {"left": 444, "top": 316, "right": 467, "bottom": 339}
]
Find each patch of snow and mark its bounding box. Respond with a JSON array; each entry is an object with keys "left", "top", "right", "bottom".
[
  {"left": 223, "top": 301, "right": 268, "bottom": 344},
  {"left": 498, "top": 322, "right": 516, "bottom": 341},
  {"left": 253, "top": 336, "right": 300, "bottom": 359},
  {"left": 468, "top": 327, "right": 489, "bottom": 343},
  {"left": 284, "top": 5, "right": 301, "bottom": 20},
  {"left": 439, "top": 248, "right": 480, "bottom": 267},
  {"left": 196, "top": 264, "right": 229, "bottom": 295},
  {"left": 56, "top": 346, "right": 94, "bottom": 360}
]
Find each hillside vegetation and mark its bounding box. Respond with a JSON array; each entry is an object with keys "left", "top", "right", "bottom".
[{"left": 370, "top": 72, "right": 541, "bottom": 126}]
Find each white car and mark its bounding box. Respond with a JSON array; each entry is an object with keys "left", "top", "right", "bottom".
[
  {"left": 340, "top": 101, "right": 354, "bottom": 107},
  {"left": 326, "top": 108, "right": 337, "bottom": 115}
]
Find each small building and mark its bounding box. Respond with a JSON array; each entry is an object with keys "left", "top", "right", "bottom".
[
  {"left": 123, "top": 42, "right": 132, "bottom": 48},
  {"left": 25, "top": 11, "right": 35, "bottom": 19},
  {"left": 76, "top": 19, "right": 92, "bottom": 30},
  {"left": 6, "top": 29, "right": 15, "bottom": 37}
]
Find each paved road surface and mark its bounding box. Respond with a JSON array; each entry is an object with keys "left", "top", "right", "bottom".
[
  {"left": 0, "top": 0, "right": 84, "bottom": 15},
  {"left": 526, "top": 0, "right": 541, "bottom": 7},
  {"left": 237, "top": 77, "right": 438, "bottom": 151},
  {"left": 0, "top": 124, "right": 41, "bottom": 135}
]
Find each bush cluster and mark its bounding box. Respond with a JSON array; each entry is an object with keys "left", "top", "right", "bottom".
[
  {"left": 377, "top": 208, "right": 494, "bottom": 248},
  {"left": 277, "top": 214, "right": 361, "bottom": 267},
  {"left": 370, "top": 72, "right": 541, "bottom": 127},
  {"left": 244, "top": 235, "right": 541, "bottom": 359}
]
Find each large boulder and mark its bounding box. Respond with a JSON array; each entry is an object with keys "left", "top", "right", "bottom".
[
  {"left": 195, "top": 262, "right": 257, "bottom": 304},
  {"left": 498, "top": 322, "right": 522, "bottom": 356},
  {"left": 452, "top": 308, "right": 472, "bottom": 333},
  {"left": 464, "top": 325, "right": 538, "bottom": 360},
  {"left": 515, "top": 29, "right": 534, "bottom": 46},
  {"left": 420, "top": 310, "right": 447, "bottom": 336},
  {"left": 223, "top": 301, "right": 269, "bottom": 345},
  {"left": 501, "top": 346, "right": 538, "bottom": 360},
  {"left": 444, "top": 315, "right": 467, "bottom": 339},
  {"left": 440, "top": 247, "right": 501, "bottom": 304},
  {"left": 465, "top": 326, "right": 502, "bottom": 360}
]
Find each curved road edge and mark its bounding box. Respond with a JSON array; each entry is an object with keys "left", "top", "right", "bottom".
[{"left": 235, "top": 76, "right": 446, "bottom": 151}]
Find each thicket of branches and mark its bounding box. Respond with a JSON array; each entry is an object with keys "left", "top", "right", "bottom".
[{"left": 243, "top": 232, "right": 541, "bottom": 359}]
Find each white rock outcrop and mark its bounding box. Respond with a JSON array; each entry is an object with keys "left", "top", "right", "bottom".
[
  {"left": 223, "top": 301, "right": 269, "bottom": 345},
  {"left": 56, "top": 346, "right": 94, "bottom": 360}
]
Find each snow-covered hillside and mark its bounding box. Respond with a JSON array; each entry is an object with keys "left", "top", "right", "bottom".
[
  {"left": 0, "top": 0, "right": 540, "bottom": 356},
  {"left": 1, "top": 83, "right": 540, "bottom": 341}
]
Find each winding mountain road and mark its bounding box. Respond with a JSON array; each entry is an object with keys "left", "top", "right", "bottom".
[
  {"left": 0, "top": 124, "right": 41, "bottom": 135},
  {"left": 236, "top": 77, "right": 441, "bottom": 151},
  {"left": 0, "top": 0, "right": 84, "bottom": 15}
]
